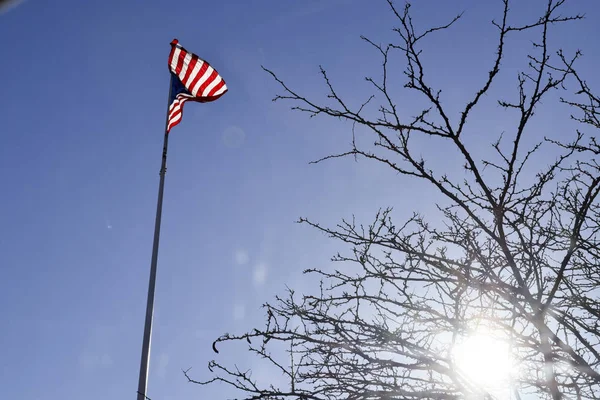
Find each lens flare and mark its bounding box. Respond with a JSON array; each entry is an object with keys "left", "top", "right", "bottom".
[{"left": 453, "top": 332, "right": 514, "bottom": 389}]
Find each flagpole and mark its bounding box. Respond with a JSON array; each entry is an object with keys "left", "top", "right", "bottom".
[{"left": 137, "top": 74, "right": 173, "bottom": 400}]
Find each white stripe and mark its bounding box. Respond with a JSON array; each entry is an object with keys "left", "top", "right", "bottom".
[
  {"left": 185, "top": 60, "right": 204, "bottom": 88},
  {"left": 169, "top": 113, "right": 182, "bottom": 125},
  {"left": 168, "top": 121, "right": 178, "bottom": 131},
  {"left": 170, "top": 48, "right": 182, "bottom": 72},
  {"left": 169, "top": 94, "right": 194, "bottom": 111},
  {"left": 169, "top": 100, "right": 183, "bottom": 115},
  {"left": 177, "top": 94, "right": 194, "bottom": 101},
  {"left": 168, "top": 94, "right": 194, "bottom": 125},
  {"left": 212, "top": 84, "right": 227, "bottom": 97},
  {"left": 169, "top": 100, "right": 185, "bottom": 115},
  {"left": 168, "top": 110, "right": 182, "bottom": 127},
  {"left": 191, "top": 66, "right": 214, "bottom": 96},
  {"left": 169, "top": 99, "right": 182, "bottom": 113},
  {"left": 178, "top": 53, "right": 193, "bottom": 82},
  {"left": 201, "top": 75, "right": 222, "bottom": 97},
  {"left": 169, "top": 105, "right": 181, "bottom": 116}
]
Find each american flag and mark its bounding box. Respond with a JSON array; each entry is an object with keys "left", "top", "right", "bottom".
[{"left": 167, "top": 39, "right": 228, "bottom": 132}]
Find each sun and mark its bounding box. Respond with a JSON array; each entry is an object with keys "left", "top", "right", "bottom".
[{"left": 452, "top": 331, "right": 515, "bottom": 390}]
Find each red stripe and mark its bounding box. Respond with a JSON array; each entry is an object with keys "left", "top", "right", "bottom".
[
  {"left": 170, "top": 98, "right": 186, "bottom": 117},
  {"left": 167, "top": 94, "right": 194, "bottom": 132},
  {"left": 207, "top": 79, "right": 227, "bottom": 97},
  {"left": 174, "top": 49, "right": 186, "bottom": 75},
  {"left": 169, "top": 101, "right": 182, "bottom": 115},
  {"left": 169, "top": 109, "right": 181, "bottom": 122},
  {"left": 168, "top": 43, "right": 178, "bottom": 70},
  {"left": 187, "top": 60, "right": 209, "bottom": 95},
  {"left": 169, "top": 109, "right": 182, "bottom": 123},
  {"left": 167, "top": 120, "right": 180, "bottom": 133},
  {"left": 181, "top": 56, "right": 199, "bottom": 86},
  {"left": 198, "top": 69, "right": 219, "bottom": 97},
  {"left": 168, "top": 110, "right": 182, "bottom": 132}
]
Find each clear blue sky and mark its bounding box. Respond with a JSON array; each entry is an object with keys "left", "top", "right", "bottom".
[{"left": 1, "top": 1, "right": 598, "bottom": 400}]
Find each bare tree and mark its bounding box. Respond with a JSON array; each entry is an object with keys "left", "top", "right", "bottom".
[{"left": 187, "top": 1, "right": 600, "bottom": 398}]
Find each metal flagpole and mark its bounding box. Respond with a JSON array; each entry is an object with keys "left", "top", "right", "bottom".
[{"left": 137, "top": 74, "right": 173, "bottom": 400}]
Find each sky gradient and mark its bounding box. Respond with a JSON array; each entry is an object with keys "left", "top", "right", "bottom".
[{"left": 1, "top": 1, "right": 599, "bottom": 400}]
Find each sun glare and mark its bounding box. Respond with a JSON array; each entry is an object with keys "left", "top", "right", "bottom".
[{"left": 453, "top": 331, "right": 514, "bottom": 390}]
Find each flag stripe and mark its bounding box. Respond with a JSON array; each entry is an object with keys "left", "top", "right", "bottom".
[
  {"left": 189, "top": 62, "right": 209, "bottom": 96},
  {"left": 208, "top": 79, "right": 227, "bottom": 98},
  {"left": 202, "top": 74, "right": 222, "bottom": 97},
  {"left": 198, "top": 69, "right": 219, "bottom": 98},
  {"left": 170, "top": 47, "right": 182, "bottom": 74},
  {"left": 168, "top": 43, "right": 179, "bottom": 72},
  {"left": 167, "top": 93, "right": 195, "bottom": 131},
  {"left": 191, "top": 65, "right": 214, "bottom": 96},
  {"left": 178, "top": 53, "right": 193, "bottom": 82},
  {"left": 182, "top": 57, "right": 200, "bottom": 87}
]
